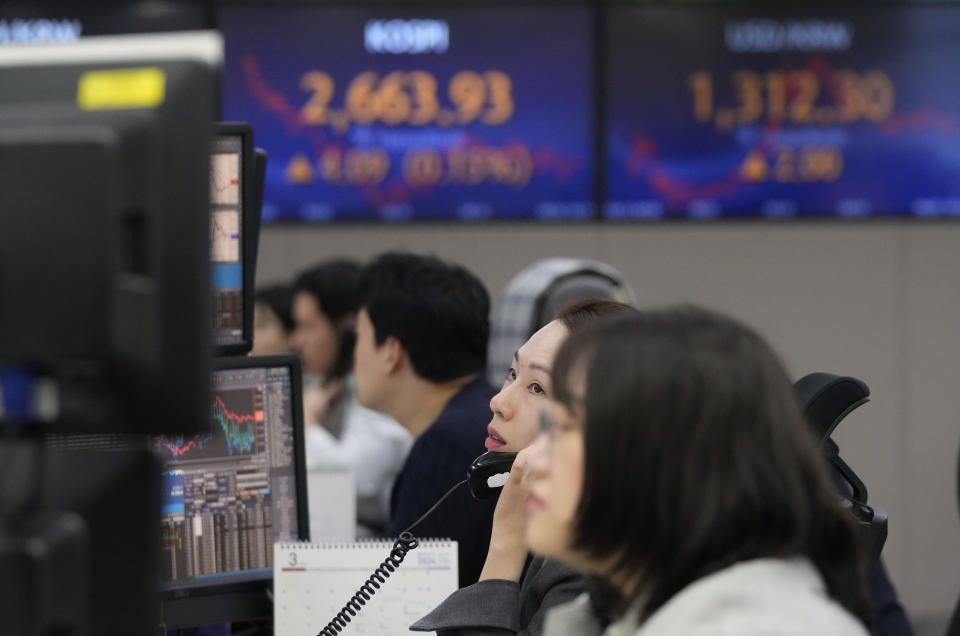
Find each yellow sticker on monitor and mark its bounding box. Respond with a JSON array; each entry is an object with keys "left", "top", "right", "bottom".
[{"left": 77, "top": 67, "right": 166, "bottom": 110}]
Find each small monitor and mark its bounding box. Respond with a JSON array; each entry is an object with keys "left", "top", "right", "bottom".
[
  {"left": 158, "top": 354, "right": 308, "bottom": 629},
  {"left": 211, "top": 123, "right": 256, "bottom": 355}
]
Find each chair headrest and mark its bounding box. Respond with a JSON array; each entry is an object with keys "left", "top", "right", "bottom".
[
  {"left": 795, "top": 373, "right": 886, "bottom": 557},
  {"left": 487, "top": 258, "right": 636, "bottom": 386},
  {"left": 533, "top": 272, "right": 630, "bottom": 330},
  {"left": 794, "top": 373, "right": 870, "bottom": 442}
]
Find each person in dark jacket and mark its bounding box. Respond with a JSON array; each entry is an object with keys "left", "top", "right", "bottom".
[{"left": 353, "top": 252, "right": 497, "bottom": 586}]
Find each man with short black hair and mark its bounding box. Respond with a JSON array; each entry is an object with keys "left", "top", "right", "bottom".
[
  {"left": 290, "top": 259, "right": 412, "bottom": 536},
  {"left": 354, "top": 252, "right": 497, "bottom": 586}
]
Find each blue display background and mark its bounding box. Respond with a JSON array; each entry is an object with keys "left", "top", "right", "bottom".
[
  {"left": 605, "top": 6, "right": 960, "bottom": 219},
  {"left": 221, "top": 6, "right": 594, "bottom": 221},
  {"left": 161, "top": 471, "right": 184, "bottom": 515},
  {"left": 212, "top": 263, "right": 242, "bottom": 288}
]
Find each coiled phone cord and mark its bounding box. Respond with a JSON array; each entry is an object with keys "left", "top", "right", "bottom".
[{"left": 315, "top": 478, "right": 468, "bottom": 636}]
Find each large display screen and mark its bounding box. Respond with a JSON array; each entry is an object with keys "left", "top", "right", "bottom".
[
  {"left": 605, "top": 5, "right": 960, "bottom": 219},
  {"left": 221, "top": 6, "right": 594, "bottom": 221}
]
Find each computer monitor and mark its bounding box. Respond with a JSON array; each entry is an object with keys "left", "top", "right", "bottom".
[
  {"left": 1, "top": 443, "right": 162, "bottom": 635},
  {"left": 158, "top": 354, "right": 308, "bottom": 629},
  {"left": 211, "top": 123, "right": 257, "bottom": 355},
  {"left": 249, "top": 147, "right": 268, "bottom": 292},
  {"left": 43, "top": 448, "right": 163, "bottom": 635},
  {"left": 0, "top": 31, "right": 220, "bottom": 434},
  {"left": 0, "top": 29, "right": 224, "bottom": 636}
]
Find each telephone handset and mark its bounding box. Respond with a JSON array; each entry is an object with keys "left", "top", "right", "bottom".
[
  {"left": 315, "top": 451, "right": 517, "bottom": 635},
  {"left": 467, "top": 451, "right": 518, "bottom": 499}
]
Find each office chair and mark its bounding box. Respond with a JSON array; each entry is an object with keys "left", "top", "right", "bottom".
[
  {"left": 795, "top": 373, "right": 915, "bottom": 636},
  {"left": 794, "top": 372, "right": 888, "bottom": 559},
  {"left": 487, "top": 258, "right": 637, "bottom": 386}
]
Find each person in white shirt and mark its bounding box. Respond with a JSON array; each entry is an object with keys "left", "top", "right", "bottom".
[
  {"left": 290, "top": 260, "right": 411, "bottom": 535},
  {"left": 251, "top": 285, "right": 295, "bottom": 357}
]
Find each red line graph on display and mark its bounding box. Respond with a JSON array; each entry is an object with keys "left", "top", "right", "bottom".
[
  {"left": 210, "top": 152, "right": 241, "bottom": 205},
  {"left": 624, "top": 136, "right": 745, "bottom": 208},
  {"left": 158, "top": 393, "right": 262, "bottom": 459},
  {"left": 213, "top": 394, "right": 259, "bottom": 424},
  {"left": 162, "top": 434, "right": 214, "bottom": 458},
  {"left": 211, "top": 393, "right": 263, "bottom": 455},
  {"left": 211, "top": 174, "right": 239, "bottom": 195}
]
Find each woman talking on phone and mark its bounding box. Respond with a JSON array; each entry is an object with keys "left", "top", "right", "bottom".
[
  {"left": 412, "top": 298, "right": 634, "bottom": 635},
  {"left": 525, "top": 307, "right": 873, "bottom": 636}
]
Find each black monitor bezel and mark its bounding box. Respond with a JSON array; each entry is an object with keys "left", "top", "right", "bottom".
[
  {"left": 0, "top": 33, "right": 219, "bottom": 435},
  {"left": 158, "top": 353, "right": 309, "bottom": 629},
  {"left": 37, "top": 446, "right": 163, "bottom": 635},
  {"left": 247, "top": 147, "right": 268, "bottom": 296},
  {"left": 211, "top": 122, "right": 257, "bottom": 357}
]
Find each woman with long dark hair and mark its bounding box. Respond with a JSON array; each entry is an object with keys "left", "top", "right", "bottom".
[
  {"left": 412, "top": 298, "right": 635, "bottom": 635},
  {"left": 525, "top": 306, "right": 873, "bottom": 636}
]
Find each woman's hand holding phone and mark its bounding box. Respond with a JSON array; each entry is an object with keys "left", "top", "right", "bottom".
[{"left": 478, "top": 447, "right": 533, "bottom": 582}]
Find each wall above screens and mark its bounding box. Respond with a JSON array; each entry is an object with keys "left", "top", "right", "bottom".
[
  {"left": 220, "top": 5, "right": 595, "bottom": 221},
  {"left": 604, "top": 4, "right": 960, "bottom": 220}
]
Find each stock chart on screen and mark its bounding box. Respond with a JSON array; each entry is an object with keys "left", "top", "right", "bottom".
[
  {"left": 157, "top": 364, "right": 300, "bottom": 584},
  {"left": 220, "top": 6, "right": 594, "bottom": 221},
  {"left": 210, "top": 133, "right": 244, "bottom": 345}
]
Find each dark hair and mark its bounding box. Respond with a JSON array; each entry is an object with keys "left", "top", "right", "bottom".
[
  {"left": 292, "top": 260, "right": 362, "bottom": 324},
  {"left": 293, "top": 260, "right": 362, "bottom": 379},
  {"left": 357, "top": 252, "right": 489, "bottom": 383},
  {"left": 254, "top": 285, "right": 295, "bottom": 333},
  {"left": 552, "top": 306, "right": 872, "bottom": 624},
  {"left": 554, "top": 298, "right": 636, "bottom": 334}
]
